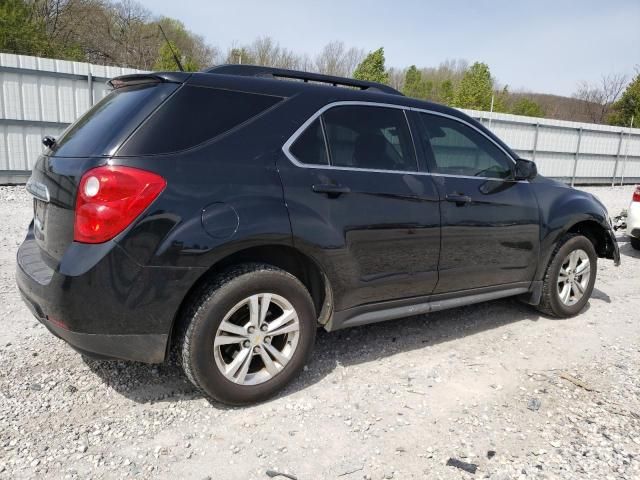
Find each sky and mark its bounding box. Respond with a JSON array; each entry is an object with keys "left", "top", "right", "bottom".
[{"left": 138, "top": 0, "right": 640, "bottom": 96}]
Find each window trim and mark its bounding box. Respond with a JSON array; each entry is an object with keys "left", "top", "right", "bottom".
[
  {"left": 282, "top": 101, "right": 523, "bottom": 182},
  {"left": 287, "top": 102, "right": 419, "bottom": 172}
]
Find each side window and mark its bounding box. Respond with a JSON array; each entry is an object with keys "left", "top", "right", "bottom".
[
  {"left": 289, "top": 118, "right": 328, "bottom": 165},
  {"left": 418, "top": 113, "right": 513, "bottom": 179},
  {"left": 119, "top": 86, "right": 282, "bottom": 155},
  {"left": 322, "top": 105, "right": 417, "bottom": 171}
]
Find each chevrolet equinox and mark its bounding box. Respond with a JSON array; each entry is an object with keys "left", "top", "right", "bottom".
[{"left": 17, "top": 65, "right": 620, "bottom": 405}]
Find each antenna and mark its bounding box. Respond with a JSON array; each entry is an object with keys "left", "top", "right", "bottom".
[{"left": 158, "top": 24, "right": 184, "bottom": 72}]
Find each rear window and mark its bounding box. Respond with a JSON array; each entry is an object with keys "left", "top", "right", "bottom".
[
  {"left": 50, "top": 83, "right": 178, "bottom": 157},
  {"left": 118, "top": 86, "right": 282, "bottom": 156},
  {"left": 289, "top": 118, "right": 328, "bottom": 165}
]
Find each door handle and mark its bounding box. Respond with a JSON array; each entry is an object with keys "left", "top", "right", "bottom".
[
  {"left": 312, "top": 184, "right": 351, "bottom": 197},
  {"left": 445, "top": 193, "right": 472, "bottom": 206}
]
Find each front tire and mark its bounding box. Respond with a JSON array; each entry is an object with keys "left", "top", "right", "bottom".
[
  {"left": 537, "top": 234, "right": 597, "bottom": 318},
  {"left": 181, "top": 264, "right": 316, "bottom": 405}
]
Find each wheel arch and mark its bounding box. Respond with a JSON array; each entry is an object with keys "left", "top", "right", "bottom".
[
  {"left": 166, "top": 244, "right": 333, "bottom": 358},
  {"left": 536, "top": 217, "right": 612, "bottom": 282},
  {"left": 565, "top": 219, "right": 611, "bottom": 258}
]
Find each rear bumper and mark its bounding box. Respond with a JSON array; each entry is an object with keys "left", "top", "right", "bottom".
[
  {"left": 19, "top": 288, "right": 167, "bottom": 362},
  {"left": 16, "top": 226, "right": 201, "bottom": 363},
  {"left": 628, "top": 202, "right": 640, "bottom": 238}
]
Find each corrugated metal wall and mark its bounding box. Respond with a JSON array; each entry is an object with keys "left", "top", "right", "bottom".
[
  {"left": 0, "top": 53, "right": 144, "bottom": 182},
  {"left": 1, "top": 53, "right": 639, "bottom": 184},
  {"left": 460, "top": 109, "right": 640, "bottom": 184}
]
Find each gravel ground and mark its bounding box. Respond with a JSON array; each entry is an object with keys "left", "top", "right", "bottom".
[{"left": 0, "top": 184, "right": 638, "bottom": 480}]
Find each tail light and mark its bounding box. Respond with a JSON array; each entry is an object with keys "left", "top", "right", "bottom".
[
  {"left": 633, "top": 185, "right": 640, "bottom": 203},
  {"left": 74, "top": 166, "right": 166, "bottom": 244}
]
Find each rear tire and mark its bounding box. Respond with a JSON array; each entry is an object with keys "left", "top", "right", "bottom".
[
  {"left": 536, "top": 234, "right": 597, "bottom": 318},
  {"left": 180, "top": 263, "right": 316, "bottom": 405},
  {"left": 631, "top": 236, "right": 640, "bottom": 250}
]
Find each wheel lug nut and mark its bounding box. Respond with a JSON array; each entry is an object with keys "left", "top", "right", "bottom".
[
  {"left": 260, "top": 324, "right": 268, "bottom": 332},
  {"left": 248, "top": 326, "right": 255, "bottom": 334},
  {"left": 265, "top": 337, "right": 271, "bottom": 344},
  {"left": 253, "top": 346, "right": 260, "bottom": 353},
  {"left": 243, "top": 340, "right": 250, "bottom": 348}
]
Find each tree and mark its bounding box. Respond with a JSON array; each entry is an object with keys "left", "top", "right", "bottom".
[
  {"left": 315, "top": 41, "right": 364, "bottom": 77},
  {"left": 0, "top": 0, "right": 53, "bottom": 57},
  {"left": 439, "top": 79, "right": 455, "bottom": 105},
  {"left": 403, "top": 65, "right": 427, "bottom": 98},
  {"left": 153, "top": 41, "right": 199, "bottom": 71},
  {"left": 511, "top": 98, "right": 545, "bottom": 117},
  {"left": 386, "top": 67, "right": 405, "bottom": 91},
  {"left": 492, "top": 85, "right": 510, "bottom": 113},
  {"left": 573, "top": 73, "right": 627, "bottom": 124},
  {"left": 155, "top": 16, "right": 217, "bottom": 69},
  {"left": 608, "top": 72, "right": 640, "bottom": 128},
  {"left": 225, "top": 47, "right": 254, "bottom": 65},
  {"left": 353, "top": 47, "right": 388, "bottom": 84},
  {"left": 455, "top": 62, "right": 493, "bottom": 110}
]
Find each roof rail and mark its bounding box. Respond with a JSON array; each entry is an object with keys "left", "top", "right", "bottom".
[{"left": 204, "top": 64, "right": 402, "bottom": 96}]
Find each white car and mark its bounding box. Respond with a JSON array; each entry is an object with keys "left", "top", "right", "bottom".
[{"left": 629, "top": 185, "right": 640, "bottom": 250}]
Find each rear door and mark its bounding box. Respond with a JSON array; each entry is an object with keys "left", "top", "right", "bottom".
[
  {"left": 414, "top": 111, "right": 540, "bottom": 293},
  {"left": 278, "top": 103, "right": 441, "bottom": 311}
]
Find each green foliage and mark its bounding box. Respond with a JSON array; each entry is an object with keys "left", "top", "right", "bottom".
[
  {"left": 0, "top": 0, "right": 48, "bottom": 56},
  {"left": 609, "top": 74, "right": 640, "bottom": 128},
  {"left": 153, "top": 41, "right": 199, "bottom": 72},
  {"left": 492, "top": 86, "right": 510, "bottom": 113},
  {"left": 402, "top": 65, "right": 426, "bottom": 98},
  {"left": 511, "top": 97, "right": 545, "bottom": 117},
  {"left": 439, "top": 79, "right": 455, "bottom": 105},
  {"left": 353, "top": 47, "right": 389, "bottom": 84},
  {"left": 455, "top": 62, "right": 493, "bottom": 110}
]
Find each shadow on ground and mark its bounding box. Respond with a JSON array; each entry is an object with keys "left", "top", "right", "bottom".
[
  {"left": 619, "top": 237, "right": 640, "bottom": 259},
  {"left": 84, "top": 294, "right": 552, "bottom": 406}
]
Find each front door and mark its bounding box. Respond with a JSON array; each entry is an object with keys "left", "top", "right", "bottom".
[
  {"left": 414, "top": 111, "right": 540, "bottom": 293},
  {"left": 278, "top": 104, "right": 441, "bottom": 311}
]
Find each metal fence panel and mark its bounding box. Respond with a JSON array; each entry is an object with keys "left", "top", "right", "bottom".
[
  {"left": 0, "top": 53, "right": 143, "bottom": 181},
  {"left": 1, "top": 53, "right": 639, "bottom": 185},
  {"left": 461, "top": 109, "right": 640, "bottom": 184}
]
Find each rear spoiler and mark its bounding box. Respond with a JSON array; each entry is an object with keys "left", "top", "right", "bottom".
[{"left": 108, "top": 72, "right": 191, "bottom": 89}]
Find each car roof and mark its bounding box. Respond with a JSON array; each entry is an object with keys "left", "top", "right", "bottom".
[
  {"left": 109, "top": 66, "right": 518, "bottom": 161},
  {"left": 184, "top": 65, "right": 469, "bottom": 120},
  {"left": 112, "top": 65, "right": 472, "bottom": 123}
]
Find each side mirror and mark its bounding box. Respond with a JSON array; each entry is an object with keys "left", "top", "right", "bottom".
[{"left": 514, "top": 158, "right": 537, "bottom": 181}]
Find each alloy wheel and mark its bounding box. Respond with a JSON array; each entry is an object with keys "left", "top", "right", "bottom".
[
  {"left": 557, "top": 249, "right": 590, "bottom": 306},
  {"left": 213, "top": 293, "right": 300, "bottom": 385}
]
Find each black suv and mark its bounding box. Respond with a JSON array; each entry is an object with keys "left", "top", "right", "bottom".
[{"left": 17, "top": 65, "right": 620, "bottom": 405}]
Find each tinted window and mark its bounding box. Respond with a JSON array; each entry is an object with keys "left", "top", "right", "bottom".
[
  {"left": 322, "top": 106, "right": 416, "bottom": 171},
  {"left": 119, "top": 86, "right": 282, "bottom": 155},
  {"left": 51, "top": 83, "right": 177, "bottom": 157},
  {"left": 419, "top": 113, "right": 513, "bottom": 178},
  {"left": 289, "top": 118, "right": 328, "bottom": 165}
]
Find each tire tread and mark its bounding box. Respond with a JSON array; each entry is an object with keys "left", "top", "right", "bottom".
[
  {"left": 536, "top": 233, "right": 596, "bottom": 318},
  {"left": 179, "top": 263, "right": 313, "bottom": 404}
]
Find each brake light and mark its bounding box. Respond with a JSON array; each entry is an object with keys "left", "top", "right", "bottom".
[
  {"left": 633, "top": 185, "right": 640, "bottom": 203},
  {"left": 74, "top": 166, "right": 166, "bottom": 243}
]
